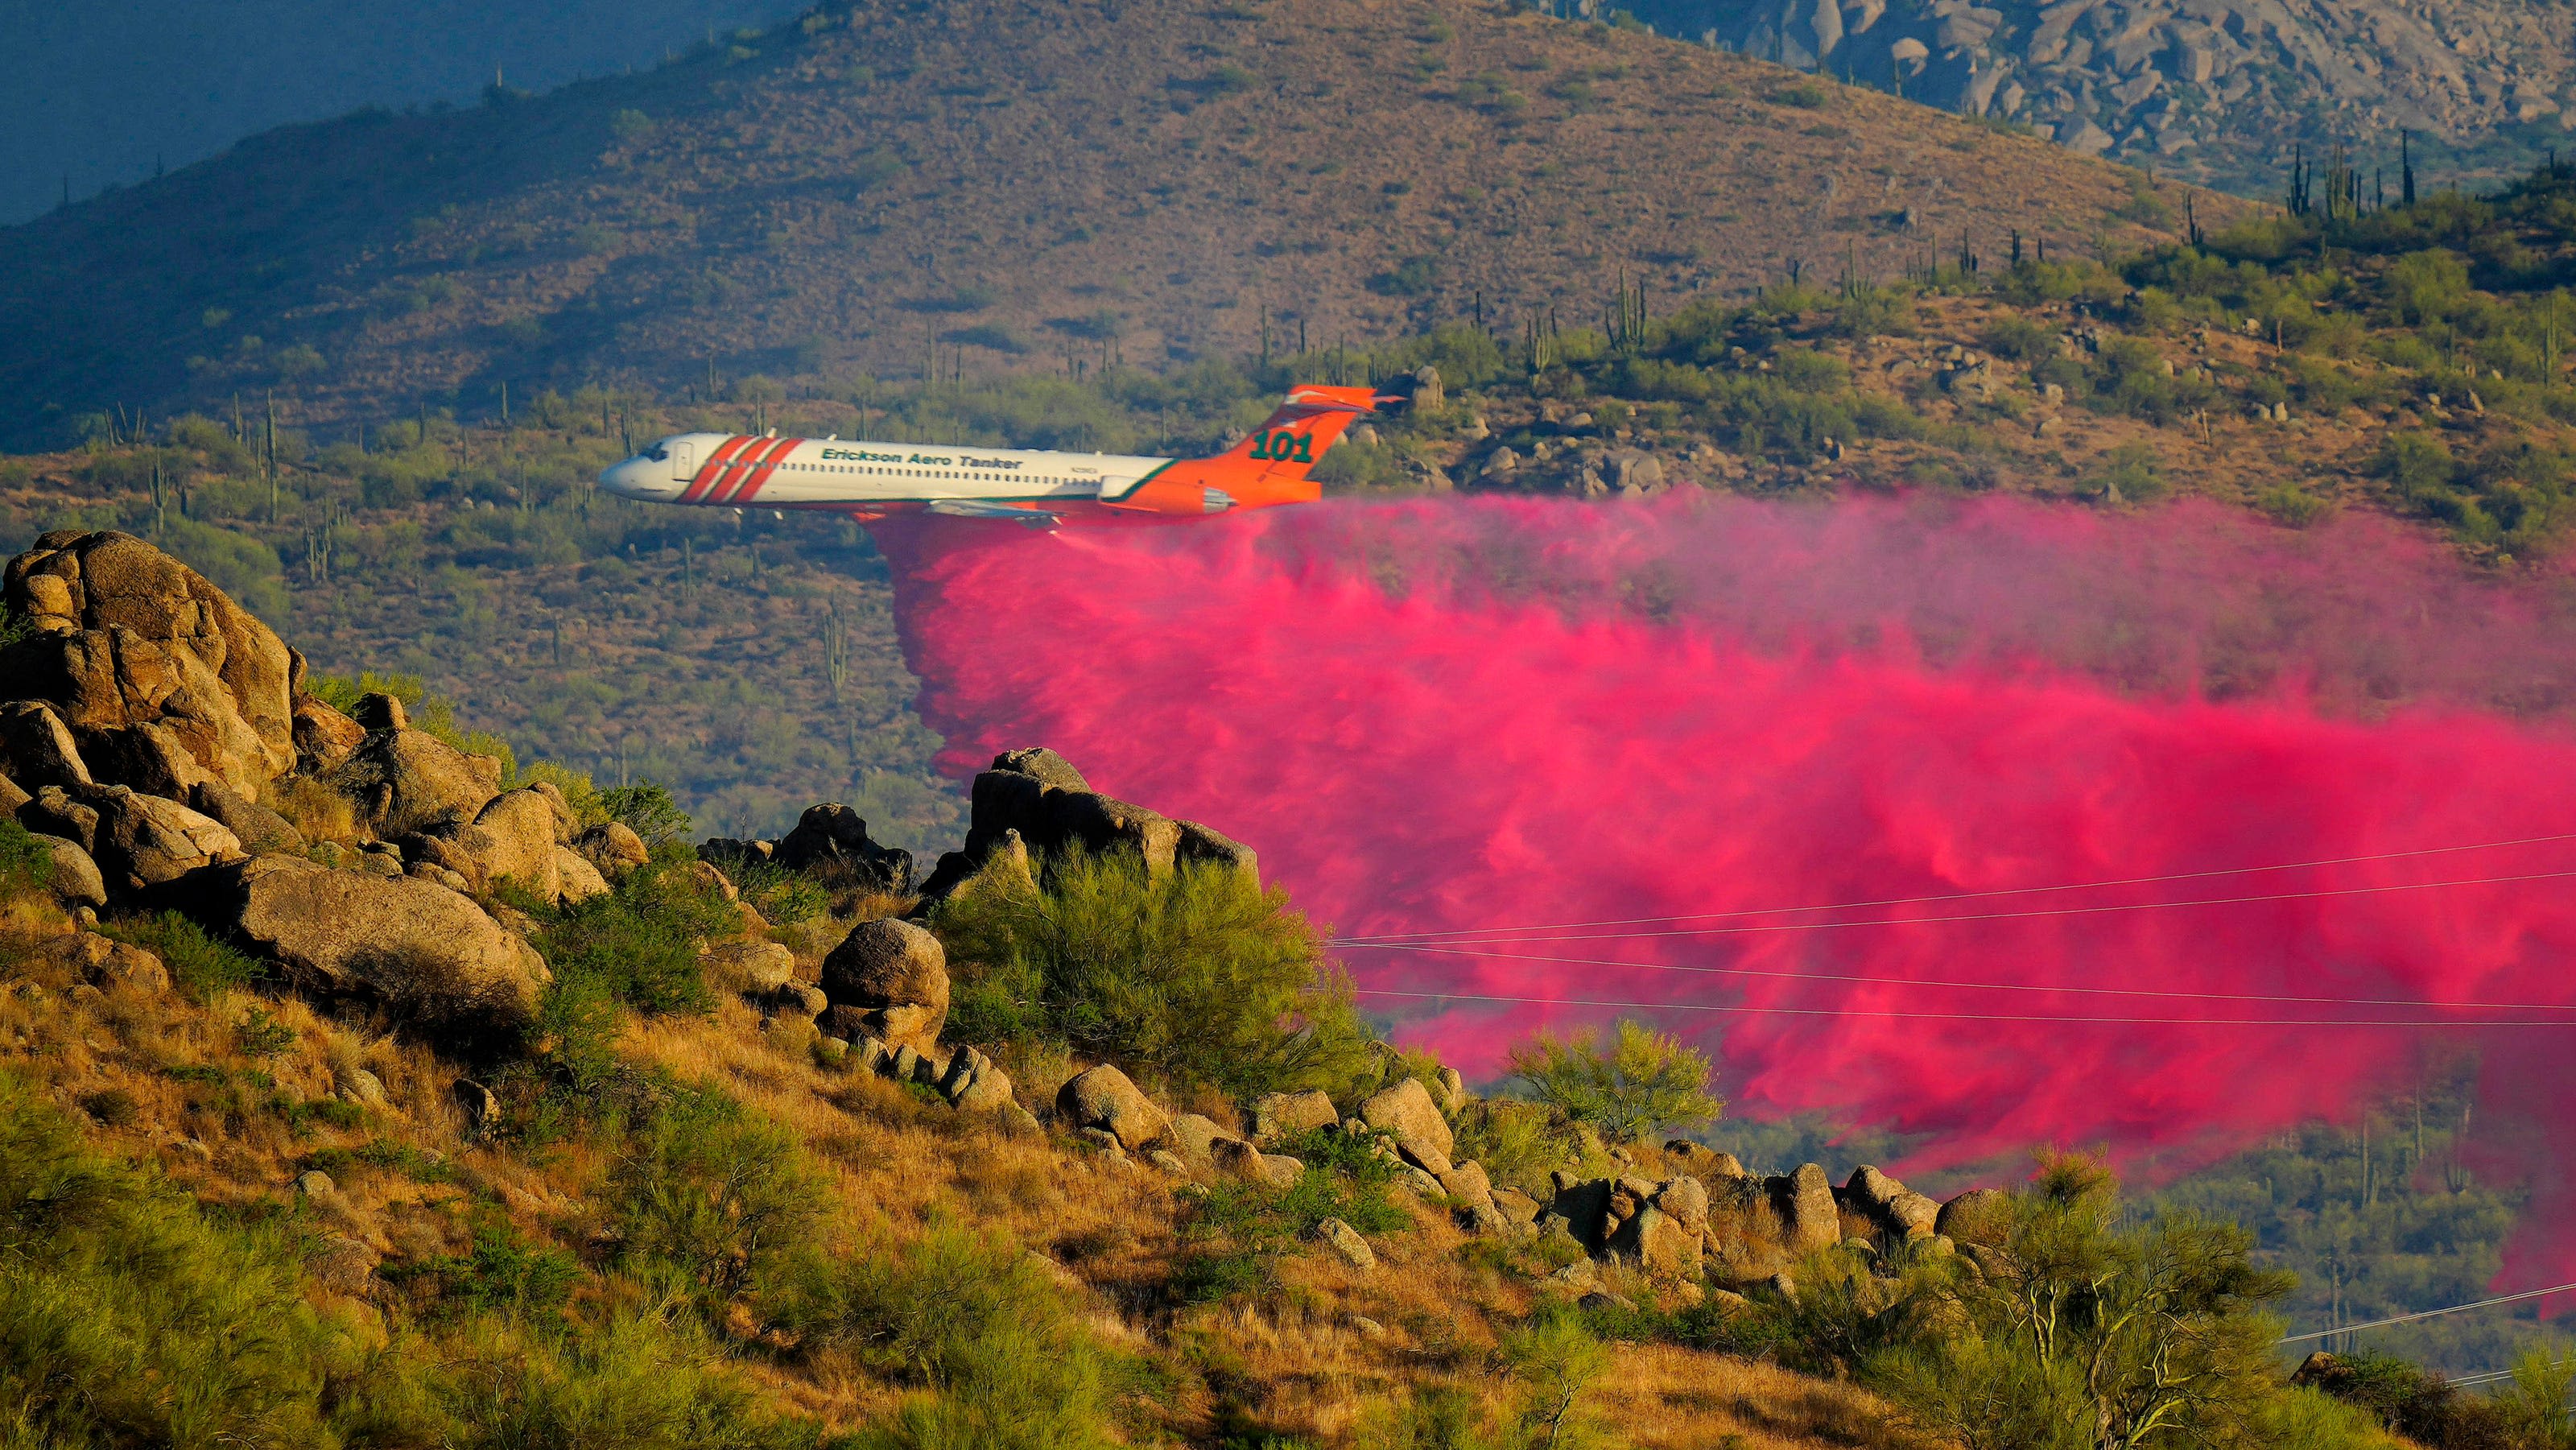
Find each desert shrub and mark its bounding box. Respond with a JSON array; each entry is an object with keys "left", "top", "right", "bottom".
[
  {"left": 932, "top": 845, "right": 1377, "bottom": 1099},
  {"left": 436, "top": 1310, "right": 815, "bottom": 1450},
  {"left": 603, "top": 780, "right": 694, "bottom": 849},
  {"left": 2255, "top": 484, "right": 2335, "bottom": 527},
  {"left": 2083, "top": 444, "right": 2168, "bottom": 504},
  {"left": 0, "top": 818, "right": 52, "bottom": 892},
  {"left": 1822, "top": 283, "right": 1918, "bottom": 340},
  {"left": 2494, "top": 1342, "right": 2576, "bottom": 1449},
  {"left": 778, "top": 1222, "right": 1121, "bottom": 1450},
  {"left": 1172, "top": 1127, "right": 1408, "bottom": 1303},
  {"left": 2379, "top": 429, "right": 2458, "bottom": 498},
  {"left": 728, "top": 860, "right": 832, "bottom": 926},
  {"left": 266, "top": 774, "right": 356, "bottom": 844},
  {"left": 534, "top": 860, "right": 734, "bottom": 1018},
  {"left": 1981, "top": 314, "right": 2059, "bottom": 361},
  {"left": 100, "top": 910, "right": 263, "bottom": 999},
  {"left": 394, "top": 1219, "right": 583, "bottom": 1318},
  {"left": 1501, "top": 1310, "right": 1617, "bottom": 1450},
  {"left": 1356, "top": 1313, "right": 1616, "bottom": 1450},
  {"left": 0, "top": 1072, "right": 354, "bottom": 1448},
  {"left": 613, "top": 1084, "right": 821, "bottom": 1301},
  {"left": 1449, "top": 1097, "right": 1581, "bottom": 1192},
  {"left": 1505, "top": 1019, "right": 1721, "bottom": 1144},
  {"left": 2304, "top": 1350, "right": 2514, "bottom": 1448}
]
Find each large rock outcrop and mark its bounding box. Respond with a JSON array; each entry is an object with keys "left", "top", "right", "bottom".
[
  {"left": 1541, "top": 1155, "right": 1986, "bottom": 1285},
  {"left": 398, "top": 787, "right": 599, "bottom": 903},
  {"left": 323, "top": 726, "right": 503, "bottom": 839},
  {"left": 2, "top": 531, "right": 297, "bottom": 791},
  {"left": 770, "top": 803, "right": 912, "bottom": 890},
  {"left": 160, "top": 856, "right": 550, "bottom": 1039},
  {"left": 1358, "top": 1076, "right": 1455, "bottom": 1174},
  {"left": 918, "top": 747, "right": 1258, "bottom": 898},
  {"left": 21, "top": 783, "right": 245, "bottom": 892}
]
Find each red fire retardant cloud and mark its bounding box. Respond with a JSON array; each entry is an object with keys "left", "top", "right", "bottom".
[{"left": 872, "top": 493, "right": 2576, "bottom": 1286}]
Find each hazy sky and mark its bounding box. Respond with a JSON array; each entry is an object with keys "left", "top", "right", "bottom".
[{"left": 0, "top": 0, "right": 807, "bottom": 225}]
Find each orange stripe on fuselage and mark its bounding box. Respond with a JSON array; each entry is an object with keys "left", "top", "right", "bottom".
[
  {"left": 730, "top": 436, "right": 802, "bottom": 505},
  {"left": 679, "top": 436, "right": 754, "bottom": 504},
  {"left": 711, "top": 436, "right": 796, "bottom": 506}
]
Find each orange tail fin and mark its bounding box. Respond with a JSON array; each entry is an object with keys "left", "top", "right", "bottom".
[{"left": 1105, "top": 385, "right": 1393, "bottom": 515}]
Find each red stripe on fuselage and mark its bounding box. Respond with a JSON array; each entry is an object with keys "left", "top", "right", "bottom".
[
  {"left": 711, "top": 436, "right": 796, "bottom": 506},
  {"left": 679, "top": 435, "right": 754, "bottom": 504},
  {"left": 730, "top": 436, "right": 803, "bottom": 505}
]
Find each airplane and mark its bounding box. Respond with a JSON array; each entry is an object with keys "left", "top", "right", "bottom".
[{"left": 597, "top": 383, "right": 1391, "bottom": 524}]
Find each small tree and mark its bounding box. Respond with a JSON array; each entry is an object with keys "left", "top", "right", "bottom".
[
  {"left": 1878, "top": 1153, "right": 2298, "bottom": 1450},
  {"left": 1505, "top": 1019, "right": 1722, "bottom": 1143},
  {"left": 932, "top": 845, "right": 1377, "bottom": 1099},
  {"left": 1505, "top": 1310, "right": 1616, "bottom": 1450}
]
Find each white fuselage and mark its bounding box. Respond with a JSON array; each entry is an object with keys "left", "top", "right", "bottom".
[{"left": 599, "top": 432, "right": 1177, "bottom": 513}]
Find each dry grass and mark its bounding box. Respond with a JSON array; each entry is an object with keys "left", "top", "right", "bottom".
[
  {"left": 264, "top": 775, "right": 357, "bottom": 845},
  {"left": 1600, "top": 1343, "right": 1936, "bottom": 1450}
]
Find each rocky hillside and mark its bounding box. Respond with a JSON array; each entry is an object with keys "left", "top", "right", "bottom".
[
  {"left": 0, "top": 525, "right": 2056, "bottom": 1447},
  {"left": 1623, "top": 0, "right": 2576, "bottom": 195},
  {"left": 0, "top": 0, "right": 2215, "bottom": 444}
]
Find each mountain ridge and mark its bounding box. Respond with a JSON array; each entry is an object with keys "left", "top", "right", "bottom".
[{"left": 0, "top": 0, "right": 2215, "bottom": 445}]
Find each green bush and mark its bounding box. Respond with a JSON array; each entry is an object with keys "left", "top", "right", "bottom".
[
  {"left": 2083, "top": 444, "right": 2168, "bottom": 505},
  {"left": 1505, "top": 1020, "right": 1721, "bottom": 1145},
  {"left": 932, "top": 846, "right": 1376, "bottom": 1099},
  {"left": 99, "top": 911, "right": 263, "bottom": 1000},
  {"left": 435, "top": 1311, "right": 816, "bottom": 1450},
  {"left": 395, "top": 1220, "right": 582, "bottom": 1317},
  {"left": 604, "top": 781, "right": 694, "bottom": 849},
  {"left": 0, "top": 1072, "right": 353, "bottom": 1448},
  {"left": 533, "top": 860, "right": 735, "bottom": 1018},
  {"left": 1450, "top": 1097, "right": 1587, "bottom": 1192},
  {"left": 614, "top": 1084, "right": 821, "bottom": 1301},
  {"left": 0, "top": 818, "right": 52, "bottom": 892},
  {"left": 1981, "top": 315, "right": 2060, "bottom": 361},
  {"left": 777, "top": 1222, "right": 1121, "bottom": 1450}
]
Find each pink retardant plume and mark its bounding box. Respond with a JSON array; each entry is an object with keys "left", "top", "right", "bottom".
[{"left": 870, "top": 491, "right": 2576, "bottom": 1286}]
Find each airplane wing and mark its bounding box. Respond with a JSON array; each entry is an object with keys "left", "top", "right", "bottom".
[{"left": 923, "top": 500, "right": 1066, "bottom": 527}]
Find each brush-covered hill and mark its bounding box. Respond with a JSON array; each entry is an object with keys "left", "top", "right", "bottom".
[
  {"left": 0, "top": 0, "right": 2215, "bottom": 444},
  {"left": 0, "top": 527, "right": 2474, "bottom": 1448}
]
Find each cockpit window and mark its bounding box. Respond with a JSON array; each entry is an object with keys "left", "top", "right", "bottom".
[{"left": 642, "top": 444, "right": 670, "bottom": 461}]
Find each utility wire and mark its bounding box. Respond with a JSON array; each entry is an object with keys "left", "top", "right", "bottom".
[
  {"left": 2276, "top": 1281, "right": 2576, "bottom": 1344},
  {"left": 1329, "top": 867, "right": 2576, "bottom": 948},
  {"left": 1352, "top": 987, "right": 2576, "bottom": 1028},
  {"left": 1331, "top": 831, "right": 2576, "bottom": 945},
  {"left": 1344, "top": 941, "right": 2576, "bottom": 1014}
]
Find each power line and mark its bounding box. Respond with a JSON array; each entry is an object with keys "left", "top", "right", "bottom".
[
  {"left": 1328, "top": 867, "right": 2576, "bottom": 948},
  {"left": 1352, "top": 986, "right": 2576, "bottom": 1028},
  {"left": 2276, "top": 1281, "right": 2576, "bottom": 1344},
  {"left": 1343, "top": 941, "right": 2576, "bottom": 1014},
  {"left": 1332, "top": 831, "right": 2576, "bottom": 946}
]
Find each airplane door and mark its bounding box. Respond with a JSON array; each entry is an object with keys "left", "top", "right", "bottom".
[{"left": 673, "top": 440, "right": 696, "bottom": 481}]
